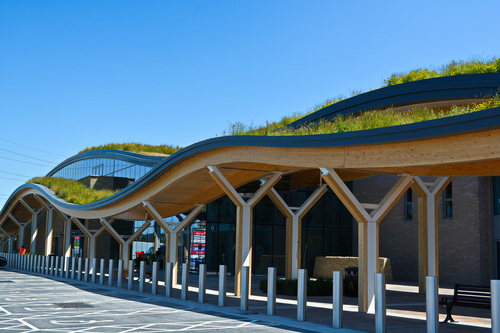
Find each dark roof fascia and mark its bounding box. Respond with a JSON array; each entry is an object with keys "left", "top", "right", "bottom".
[
  {"left": 288, "top": 73, "right": 500, "bottom": 129},
  {"left": 4, "top": 106, "right": 500, "bottom": 215},
  {"left": 46, "top": 149, "right": 166, "bottom": 177}
]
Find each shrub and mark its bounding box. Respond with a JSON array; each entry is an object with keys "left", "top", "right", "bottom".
[
  {"left": 383, "top": 57, "right": 500, "bottom": 86},
  {"left": 79, "top": 142, "right": 181, "bottom": 155}
]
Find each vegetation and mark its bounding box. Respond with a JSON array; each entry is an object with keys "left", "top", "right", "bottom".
[
  {"left": 384, "top": 57, "right": 500, "bottom": 86},
  {"left": 224, "top": 57, "right": 500, "bottom": 135},
  {"left": 224, "top": 94, "right": 500, "bottom": 136},
  {"left": 80, "top": 143, "right": 181, "bottom": 155},
  {"left": 259, "top": 278, "right": 333, "bottom": 296},
  {"left": 27, "top": 177, "right": 118, "bottom": 204}
]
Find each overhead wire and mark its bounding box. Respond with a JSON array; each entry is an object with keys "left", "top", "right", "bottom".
[
  {"left": 0, "top": 155, "right": 55, "bottom": 168},
  {"left": 0, "top": 170, "right": 34, "bottom": 179},
  {"left": 0, "top": 137, "right": 65, "bottom": 157},
  {"left": 0, "top": 176, "right": 27, "bottom": 181},
  {"left": 0, "top": 147, "right": 58, "bottom": 164}
]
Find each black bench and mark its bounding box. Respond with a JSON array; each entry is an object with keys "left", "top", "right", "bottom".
[{"left": 439, "top": 284, "right": 491, "bottom": 323}]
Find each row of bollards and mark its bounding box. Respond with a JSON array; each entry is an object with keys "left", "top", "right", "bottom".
[{"left": 3, "top": 252, "right": 500, "bottom": 332}]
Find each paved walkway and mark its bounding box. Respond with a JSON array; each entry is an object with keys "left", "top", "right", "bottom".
[{"left": 0, "top": 267, "right": 492, "bottom": 332}]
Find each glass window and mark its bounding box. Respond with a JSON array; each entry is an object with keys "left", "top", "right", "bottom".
[
  {"left": 493, "top": 177, "right": 500, "bottom": 216},
  {"left": 405, "top": 189, "right": 413, "bottom": 221},
  {"left": 444, "top": 183, "right": 453, "bottom": 219}
]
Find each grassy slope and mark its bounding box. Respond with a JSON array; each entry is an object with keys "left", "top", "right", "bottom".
[
  {"left": 80, "top": 142, "right": 181, "bottom": 155},
  {"left": 225, "top": 57, "right": 500, "bottom": 136},
  {"left": 27, "top": 177, "right": 118, "bottom": 205}
]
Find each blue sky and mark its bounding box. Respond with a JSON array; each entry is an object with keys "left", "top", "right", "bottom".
[{"left": 1, "top": 0, "right": 499, "bottom": 209}]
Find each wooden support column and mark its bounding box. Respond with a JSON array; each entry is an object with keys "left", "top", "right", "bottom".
[
  {"left": 154, "top": 222, "right": 161, "bottom": 252},
  {"left": 321, "top": 168, "right": 412, "bottom": 313},
  {"left": 100, "top": 218, "right": 151, "bottom": 271},
  {"left": 63, "top": 216, "right": 72, "bottom": 258},
  {"left": 267, "top": 185, "right": 327, "bottom": 279},
  {"left": 143, "top": 201, "right": 203, "bottom": 286},
  {"left": 8, "top": 214, "right": 28, "bottom": 248},
  {"left": 20, "top": 199, "right": 38, "bottom": 253},
  {"left": 413, "top": 177, "right": 451, "bottom": 292},
  {"left": 34, "top": 196, "right": 54, "bottom": 256},
  {"left": 208, "top": 166, "right": 282, "bottom": 296}
]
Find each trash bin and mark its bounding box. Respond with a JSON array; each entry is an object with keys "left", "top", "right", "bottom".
[{"left": 343, "top": 267, "right": 358, "bottom": 297}]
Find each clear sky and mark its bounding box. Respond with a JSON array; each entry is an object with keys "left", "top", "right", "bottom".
[{"left": 1, "top": 0, "right": 499, "bottom": 210}]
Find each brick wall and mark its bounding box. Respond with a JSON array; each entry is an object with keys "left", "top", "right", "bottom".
[{"left": 352, "top": 175, "right": 492, "bottom": 285}]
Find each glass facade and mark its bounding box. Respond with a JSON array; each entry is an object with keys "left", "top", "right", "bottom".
[
  {"left": 444, "top": 183, "right": 453, "bottom": 219},
  {"left": 206, "top": 177, "right": 353, "bottom": 276},
  {"left": 52, "top": 158, "right": 155, "bottom": 181},
  {"left": 493, "top": 176, "right": 500, "bottom": 216}
]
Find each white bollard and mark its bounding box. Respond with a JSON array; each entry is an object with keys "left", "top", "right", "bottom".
[
  {"left": 91, "top": 258, "right": 97, "bottom": 283},
  {"left": 218, "top": 265, "right": 227, "bottom": 307},
  {"left": 50, "top": 256, "right": 54, "bottom": 275},
  {"left": 152, "top": 262, "right": 158, "bottom": 295},
  {"left": 297, "top": 269, "right": 307, "bottom": 321},
  {"left": 198, "top": 264, "right": 206, "bottom": 303},
  {"left": 77, "top": 257, "right": 82, "bottom": 281},
  {"left": 108, "top": 259, "right": 114, "bottom": 287},
  {"left": 117, "top": 260, "right": 123, "bottom": 288},
  {"left": 267, "top": 267, "right": 276, "bottom": 316},
  {"left": 165, "top": 262, "right": 173, "bottom": 297},
  {"left": 139, "top": 261, "right": 145, "bottom": 292},
  {"left": 375, "top": 273, "right": 386, "bottom": 333},
  {"left": 71, "top": 258, "right": 76, "bottom": 280},
  {"left": 41, "top": 256, "right": 46, "bottom": 274},
  {"left": 99, "top": 259, "right": 105, "bottom": 285},
  {"left": 492, "top": 280, "right": 500, "bottom": 333},
  {"left": 54, "top": 256, "right": 59, "bottom": 276},
  {"left": 65, "top": 257, "right": 70, "bottom": 278},
  {"left": 84, "top": 258, "right": 89, "bottom": 282},
  {"left": 241, "top": 266, "right": 250, "bottom": 311},
  {"left": 426, "top": 276, "right": 439, "bottom": 333},
  {"left": 181, "top": 263, "right": 189, "bottom": 300},
  {"left": 128, "top": 260, "right": 134, "bottom": 290},
  {"left": 60, "top": 257, "right": 65, "bottom": 277},
  {"left": 333, "top": 271, "right": 343, "bottom": 329}
]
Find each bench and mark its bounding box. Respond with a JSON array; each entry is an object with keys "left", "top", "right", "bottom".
[{"left": 439, "top": 284, "right": 491, "bottom": 323}]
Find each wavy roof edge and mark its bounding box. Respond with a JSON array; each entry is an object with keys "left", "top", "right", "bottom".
[
  {"left": 287, "top": 73, "right": 500, "bottom": 129},
  {"left": 3, "top": 105, "right": 499, "bottom": 216}
]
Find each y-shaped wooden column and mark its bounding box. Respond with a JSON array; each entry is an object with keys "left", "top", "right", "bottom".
[
  {"left": 321, "top": 168, "right": 412, "bottom": 313},
  {"left": 208, "top": 166, "right": 282, "bottom": 296},
  {"left": 143, "top": 202, "right": 203, "bottom": 286},
  {"left": 100, "top": 218, "right": 151, "bottom": 271},
  {"left": 8, "top": 214, "right": 30, "bottom": 250},
  {"left": 267, "top": 185, "right": 327, "bottom": 279},
  {"left": 34, "top": 196, "right": 53, "bottom": 256},
  {"left": 412, "top": 177, "right": 451, "bottom": 293},
  {"left": 20, "top": 199, "right": 39, "bottom": 254}
]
